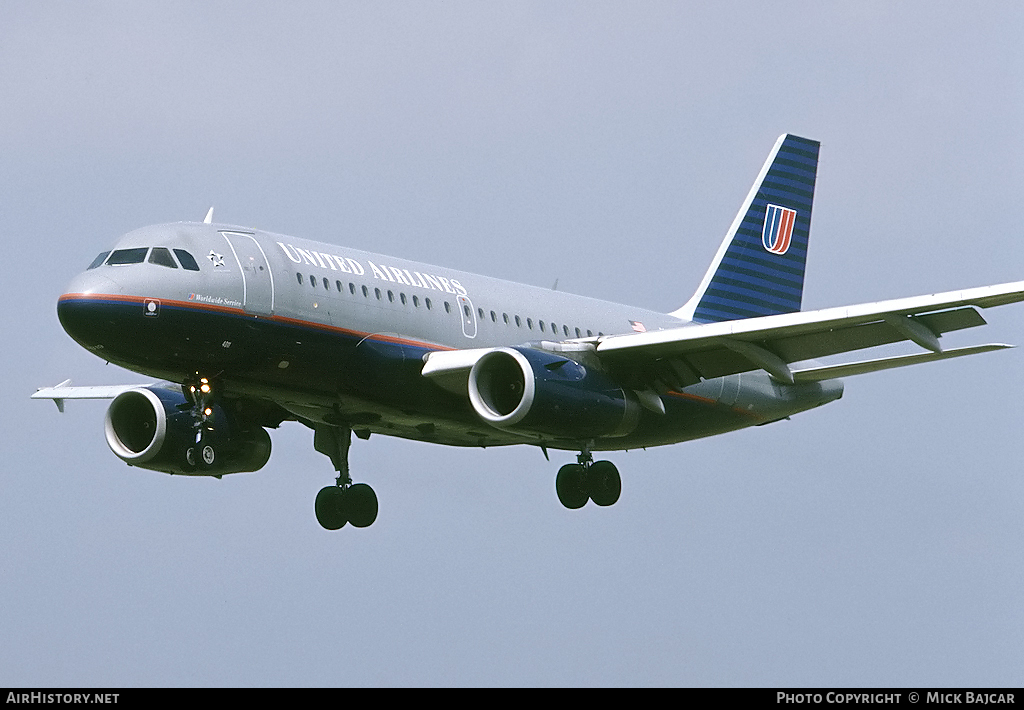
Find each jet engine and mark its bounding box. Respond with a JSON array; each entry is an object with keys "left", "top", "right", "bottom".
[
  {"left": 468, "top": 347, "right": 639, "bottom": 439},
  {"left": 104, "top": 385, "right": 272, "bottom": 476}
]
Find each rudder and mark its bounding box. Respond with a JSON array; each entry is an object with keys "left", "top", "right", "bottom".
[{"left": 674, "top": 134, "right": 820, "bottom": 323}]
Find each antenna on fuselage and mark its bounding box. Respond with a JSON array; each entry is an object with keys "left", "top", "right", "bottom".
[{"left": 203, "top": 207, "right": 214, "bottom": 224}]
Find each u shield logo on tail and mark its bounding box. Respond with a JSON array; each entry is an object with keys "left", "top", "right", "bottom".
[{"left": 762, "top": 204, "right": 796, "bottom": 255}]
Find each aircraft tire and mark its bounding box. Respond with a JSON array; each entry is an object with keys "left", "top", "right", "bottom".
[
  {"left": 315, "top": 486, "right": 348, "bottom": 530},
  {"left": 588, "top": 460, "right": 621, "bottom": 507},
  {"left": 200, "top": 444, "right": 216, "bottom": 467},
  {"left": 556, "top": 464, "right": 588, "bottom": 509},
  {"left": 346, "top": 483, "right": 378, "bottom": 528}
]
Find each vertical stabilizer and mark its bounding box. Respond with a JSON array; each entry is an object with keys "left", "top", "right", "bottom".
[{"left": 673, "top": 134, "right": 820, "bottom": 322}]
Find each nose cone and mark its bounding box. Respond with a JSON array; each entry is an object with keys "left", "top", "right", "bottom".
[{"left": 57, "top": 271, "right": 124, "bottom": 349}]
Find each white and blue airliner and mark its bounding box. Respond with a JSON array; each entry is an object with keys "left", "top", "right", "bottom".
[{"left": 35, "top": 135, "right": 1024, "bottom": 529}]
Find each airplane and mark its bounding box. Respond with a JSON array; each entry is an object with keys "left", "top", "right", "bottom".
[{"left": 34, "top": 133, "right": 1024, "bottom": 530}]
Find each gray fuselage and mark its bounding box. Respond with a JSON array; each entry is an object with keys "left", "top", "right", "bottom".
[{"left": 58, "top": 222, "right": 843, "bottom": 453}]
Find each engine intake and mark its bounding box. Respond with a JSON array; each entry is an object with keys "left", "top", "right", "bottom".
[
  {"left": 104, "top": 386, "right": 271, "bottom": 476},
  {"left": 468, "top": 347, "right": 639, "bottom": 439}
]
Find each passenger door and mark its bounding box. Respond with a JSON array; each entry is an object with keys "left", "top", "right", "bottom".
[
  {"left": 221, "top": 232, "right": 275, "bottom": 316},
  {"left": 457, "top": 294, "right": 477, "bottom": 339}
]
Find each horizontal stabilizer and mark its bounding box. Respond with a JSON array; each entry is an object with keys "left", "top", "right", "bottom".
[{"left": 791, "top": 344, "right": 1012, "bottom": 383}]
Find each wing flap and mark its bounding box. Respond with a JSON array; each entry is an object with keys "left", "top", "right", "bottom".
[{"left": 791, "top": 344, "right": 1013, "bottom": 382}]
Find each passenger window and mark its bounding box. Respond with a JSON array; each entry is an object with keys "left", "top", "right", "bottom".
[
  {"left": 107, "top": 248, "right": 148, "bottom": 265},
  {"left": 490, "top": 310, "right": 496, "bottom": 322},
  {"left": 564, "top": 325, "right": 570, "bottom": 336},
  {"left": 515, "top": 315, "right": 521, "bottom": 327},
  {"left": 477, "top": 307, "right": 484, "bottom": 319},
  {"left": 350, "top": 283, "right": 356, "bottom": 295},
  {"left": 444, "top": 301, "right": 451, "bottom": 314},
  {"left": 425, "top": 298, "right": 432, "bottom": 310},
  {"left": 173, "top": 249, "right": 201, "bottom": 271},
  {"left": 297, "top": 273, "right": 304, "bottom": 285},
  {"left": 527, "top": 318, "right": 533, "bottom": 330},
  {"left": 412, "top": 295, "right": 419, "bottom": 307},
  {"left": 336, "top": 280, "right": 342, "bottom": 292},
  {"left": 387, "top": 290, "right": 394, "bottom": 303},
  {"left": 587, "top": 329, "right": 593, "bottom": 337},
  {"left": 464, "top": 305, "right": 471, "bottom": 318},
  {"left": 310, "top": 274, "right": 317, "bottom": 287},
  {"left": 362, "top": 285, "right": 369, "bottom": 297},
  {"left": 323, "top": 277, "right": 330, "bottom": 290},
  {"left": 503, "top": 313, "right": 509, "bottom": 324},
  {"left": 148, "top": 248, "right": 177, "bottom": 268},
  {"left": 87, "top": 251, "right": 110, "bottom": 270},
  {"left": 539, "top": 321, "right": 545, "bottom": 332},
  {"left": 401, "top": 293, "right": 407, "bottom": 305},
  {"left": 575, "top": 327, "right": 582, "bottom": 338},
  {"left": 375, "top": 288, "right": 382, "bottom": 300}
]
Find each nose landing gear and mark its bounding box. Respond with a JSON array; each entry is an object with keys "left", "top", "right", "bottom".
[
  {"left": 183, "top": 374, "right": 219, "bottom": 472},
  {"left": 555, "top": 450, "right": 621, "bottom": 509}
]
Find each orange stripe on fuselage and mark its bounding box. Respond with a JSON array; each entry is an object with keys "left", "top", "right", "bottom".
[
  {"left": 58, "top": 293, "right": 454, "bottom": 353},
  {"left": 664, "top": 389, "right": 764, "bottom": 420}
]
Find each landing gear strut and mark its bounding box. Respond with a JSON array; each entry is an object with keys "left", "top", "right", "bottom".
[
  {"left": 184, "top": 374, "right": 219, "bottom": 471},
  {"left": 313, "top": 425, "right": 378, "bottom": 530},
  {"left": 555, "top": 450, "right": 621, "bottom": 509}
]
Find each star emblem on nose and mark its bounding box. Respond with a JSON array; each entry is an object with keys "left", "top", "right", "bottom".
[{"left": 208, "top": 250, "right": 225, "bottom": 267}]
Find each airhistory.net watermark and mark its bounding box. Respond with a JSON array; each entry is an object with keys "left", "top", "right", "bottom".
[{"left": 6, "top": 694, "right": 119, "bottom": 704}]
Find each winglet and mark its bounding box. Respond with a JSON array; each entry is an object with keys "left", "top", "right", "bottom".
[
  {"left": 204, "top": 207, "right": 214, "bottom": 224},
  {"left": 674, "top": 134, "right": 820, "bottom": 323}
]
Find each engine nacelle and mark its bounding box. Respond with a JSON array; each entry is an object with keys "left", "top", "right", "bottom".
[
  {"left": 468, "top": 347, "right": 639, "bottom": 439},
  {"left": 104, "top": 386, "right": 272, "bottom": 476}
]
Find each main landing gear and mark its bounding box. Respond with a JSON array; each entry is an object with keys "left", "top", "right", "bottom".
[
  {"left": 555, "top": 451, "right": 621, "bottom": 509},
  {"left": 313, "top": 425, "right": 378, "bottom": 530}
]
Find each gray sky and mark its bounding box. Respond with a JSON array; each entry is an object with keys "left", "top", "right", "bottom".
[{"left": 2, "top": 1, "right": 1022, "bottom": 686}]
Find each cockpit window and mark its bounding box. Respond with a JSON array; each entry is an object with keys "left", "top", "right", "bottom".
[
  {"left": 173, "top": 249, "right": 201, "bottom": 271},
  {"left": 106, "top": 248, "right": 149, "bottom": 265},
  {"left": 148, "top": 247, "right": 178, "bottom": 268},
  {"left": 87, "top": 252, "right": 110, "bottom": 270}
]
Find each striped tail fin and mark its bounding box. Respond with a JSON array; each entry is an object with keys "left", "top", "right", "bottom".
[{"left": 673, "top": 134, "right": 820, "bottom": 323}]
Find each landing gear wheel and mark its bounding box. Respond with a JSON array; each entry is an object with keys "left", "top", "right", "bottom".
[
  {"left": 186, "top": 437, "right": 217, "bottom": 471},
  {"left": 200, "top": 444, "right": 216, "bottom": 467},
  {"left": 588, "top": 460, "right": 621, "bottom": 507},
  {"left": 315, "top": 486, "right": 348, "bottom": 530},
  {"left": 346, "top": 483, "right": 379, "bottom": 528},
  {"left": 313, "top": 426, "right": 379, "bottom": 530},
  {"left": 556, "top": 463, "right": 588, "bottom": 509}
]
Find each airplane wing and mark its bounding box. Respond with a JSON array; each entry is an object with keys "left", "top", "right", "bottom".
[
  {"left": 422, "top": 280, "right": 1023, "bottom": 391},
  {"left": 32, "top": 380, "right": 155, "bottom": 412},
  {"left": 595, "top": 280, "right": 1024, "bottom": 389}
]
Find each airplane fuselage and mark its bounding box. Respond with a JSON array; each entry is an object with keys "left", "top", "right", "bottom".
[
  {"left": 43, "top": 134, "right": 1020, "bottom": 528},
  {"left": 57, "top": 221, "right": 842, "bottom": 453}
]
